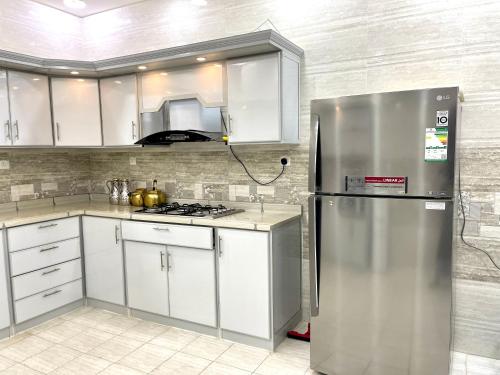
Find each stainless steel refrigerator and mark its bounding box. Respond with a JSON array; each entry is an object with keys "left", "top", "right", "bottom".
[{"left": 309, "top": 87, "right": 460, "bottom": 375}]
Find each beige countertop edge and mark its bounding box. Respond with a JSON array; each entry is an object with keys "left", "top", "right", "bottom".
[{"left": 1, "top": 207, "right": 301, "bottom": 231}]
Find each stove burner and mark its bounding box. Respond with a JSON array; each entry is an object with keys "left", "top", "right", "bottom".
[{"left": 136, "top": 202, "right": 243, "bottom": 219}]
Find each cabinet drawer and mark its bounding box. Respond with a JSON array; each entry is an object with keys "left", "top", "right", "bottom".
[
  {"left": 122, "top": 221, "right": 213, "bottom": 249},
  {"left": 8, "top": 217, "right": 80, "bottom": 252},
  {"left": 12, "top": 259, "right": 82, "bottom": 301},
  {"left": 15, "top": 279, "right": 83, "bottom": 323},
  {"left": 10, "top": 238, "right": 81, "bottom": 276}
]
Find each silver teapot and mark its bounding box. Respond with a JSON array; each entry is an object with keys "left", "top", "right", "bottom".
[
  {"left": 118, "top": 179, "right": 130, "bottom": 206},
  {"left": 106, "top": 179, "right": 120, "bottom": 205}
]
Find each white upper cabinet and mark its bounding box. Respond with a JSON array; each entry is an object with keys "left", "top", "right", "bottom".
[
  {"left": 100, "top": 75, "right": 139, "bottom": 146},
  {"left": 8, "top": 71, "right": 53, "bottom": 146},
  {"left": 226, "top": 52, "right": 300, "bottom": 144},
  {"left": 51, "top": 78, "right": 102, "bottom": 146},
  {"left": 0, "top": 71, "right": 11, "bottom": 146},
  {"left": 141, "top": 63, "right": 225, "bottom": 111}
]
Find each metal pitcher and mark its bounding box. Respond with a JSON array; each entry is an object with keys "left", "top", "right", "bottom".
[
  {"left": 106, "top": 179, "right": 120, "bottom": 205},
  {"left": 118, "top": 179, "right": 130, "bottom": 206}
]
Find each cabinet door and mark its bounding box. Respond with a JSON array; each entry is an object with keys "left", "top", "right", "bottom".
[
  {"left": 83, "top": 217, "right": 124, "bottom": 305},
  {"left": 0, "top": 230, "right": 10, "bottom": 329},
  {"left": 0, "top": 71, "right": 11, "bottom": 146},
  {"left": 8, "top": 71, "right": 53, "bottom": 146},
  {"left": 227, "top": 53, "right": 281, "bottom": 144},
  {"left": 100, "top": 75, "right": 139, "bottom": 146},
  {"left": 141, "top": 63, "right": 225, "bottom": 111},
  {"left": 51, "top": 78, "right": 102, "bottom": 146},
  {"left": 218, "top": 228, "right": 270, "bottom": 338},
  {"left": 167, "top": 246, "right": 216, "bottom": 327},
  {"left": 125, "top": 241, "right": 169, "bottom": 316}
]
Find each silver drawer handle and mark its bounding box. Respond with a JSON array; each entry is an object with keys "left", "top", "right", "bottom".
[
  {"left": 43, "top": 290, "right": 61, "bottom": 298},
  {"left": 153, "top": 227, "right": 169, "bottom": 231},
  {"left": 40, "top": 246, "right": 59, "bottom": 253},
  {"left": 42, "top": 268, "right": 60, "bottom": 276},
  {"left": 39, "top": 223, "right": 58, "bottom": 229}
]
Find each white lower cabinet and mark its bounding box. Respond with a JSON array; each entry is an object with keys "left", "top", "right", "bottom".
[
  {"left": 0, "top": 230, "right": 10, "bottom": 330},
  {"left": 167, "top": 246, "right": 216, "bottom": 327},
  {"left": 218, "top": 228, "right": 271, "bottom": 339},
  {"left": 83, "top": 217, "right": 124, "bottom": 305},
  {"left": 15, "top": 279, "right": 82, "bottom": 324},
  {"left": 125, "top": 241, "right": 169, "bottom": 316}
]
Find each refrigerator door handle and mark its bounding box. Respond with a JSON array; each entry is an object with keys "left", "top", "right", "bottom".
[
  {"left": 309, "top": 195, "right": 320, "bottom": 317},
  {"left": 309, "top": 114, "right": 321, "bottom": 192}
]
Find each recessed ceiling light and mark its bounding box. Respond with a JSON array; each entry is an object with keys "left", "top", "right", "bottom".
[
  {"left": 32, "top": 78, "right": 40, "bottom": 81},
  {"left": 63, "top": 0, "right": 86, "bottom": 10},
  {"left": 196, "top": 57, "right": 206, "bottom": 62},
  {"left": 138, "top": 66, "right": 147, "bottom": 70},
  {"left": 160, "top": 72, "right": 168, "bottom": 76},
  {"left": 192, "top": 0, "right": 207, "bottom": 5},
  {"left": 114, "top": 80, "right": 122, "bottom": 84},
  {"left": 70, "top": 71, "right": 79, "bottom": 75}
]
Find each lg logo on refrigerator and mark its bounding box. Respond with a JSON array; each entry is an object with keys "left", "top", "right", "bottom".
[{"left": 436, "top": 94, "right": 451, "bottom": 101}]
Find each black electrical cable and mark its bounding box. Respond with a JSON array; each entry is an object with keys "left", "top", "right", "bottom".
[
  {"left": 221, "top": 111, "right": 286, "bottom": 186},
  {"left": 458, "top": 166, "right": 500, "bottom": 271}
]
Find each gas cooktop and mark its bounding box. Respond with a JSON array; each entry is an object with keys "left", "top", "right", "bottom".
[{"left": 135, "top": 202, "right": 244, "bottom": 219}]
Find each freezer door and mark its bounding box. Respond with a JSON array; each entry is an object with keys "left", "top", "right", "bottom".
[
  {"left": 310, "top": 87, "right": 459, "bottom": 197},
  {"left": 310, "top": 195, "right": 453, "bottom": 375}
]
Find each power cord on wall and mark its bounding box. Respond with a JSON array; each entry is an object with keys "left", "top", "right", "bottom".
[
  {"left": 221, "top": 111, "right": 286, "bottom": 186},
  {"left": 458, "top": 167, "right": 500, "bottom": 271}
]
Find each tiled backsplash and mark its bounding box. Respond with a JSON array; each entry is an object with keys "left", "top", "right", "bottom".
[{"left": 0, "top": 150, "right": 90, "bottom": 203}]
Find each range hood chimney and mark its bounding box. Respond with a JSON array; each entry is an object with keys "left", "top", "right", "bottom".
[{"left": 135, "top": 98, "right": 224, "bottom": 146}]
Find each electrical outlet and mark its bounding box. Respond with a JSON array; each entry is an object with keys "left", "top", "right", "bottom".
[
  {"left": 280, "top": 156, "right": 290, "bottom": 166},
  {"left": 129, "top": 157, "right": 137, "bottom": 166},
  {"left": 0, "top": 160, "right": 10, "bottom": 169}
]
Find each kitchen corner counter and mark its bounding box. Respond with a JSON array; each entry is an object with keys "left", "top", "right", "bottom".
[{"left": 0, "top": 200, "right": 301, "bottom": 231}]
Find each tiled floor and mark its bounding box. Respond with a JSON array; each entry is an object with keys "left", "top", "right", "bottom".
[
  {"left": 0, "top": 307, "right": 497, "bottom": 375},
  {"left": 0, "top": 307, "right": 310, "bottom": 375}
]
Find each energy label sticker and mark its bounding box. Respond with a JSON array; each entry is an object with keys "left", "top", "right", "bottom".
[
  {"left": 425, "top": 127, "right": 448, "bottom": 162},
  {"left": 436, "top": 110, "right": 449, "bottom": 127}
]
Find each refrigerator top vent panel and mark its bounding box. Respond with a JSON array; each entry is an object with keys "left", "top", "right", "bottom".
[{"left": 310, "top": 87, "right": 459, "bottom": 198}]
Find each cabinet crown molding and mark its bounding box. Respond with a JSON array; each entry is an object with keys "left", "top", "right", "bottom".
[{"left": 0, "top": 30, "right": 303, "bottom": 78}]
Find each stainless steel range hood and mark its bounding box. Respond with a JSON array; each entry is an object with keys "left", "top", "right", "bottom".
[{"left": 135, "top": 98, "right": 224, "bottom": 146}]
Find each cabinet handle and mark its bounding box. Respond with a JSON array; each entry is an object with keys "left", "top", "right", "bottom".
[
  {"left": 160, "top": 251, "right": 165, "bottom": 270},
  {"left": 42, "top": 268, "right": 60, "bottom": 276},
  {"left": 218, "top": 235, "right": 223, "bottom": 257},
  {"left": 166, "top": 252, "right": 172, "bottom": 271},
  {"left": 56, "top": 122, "right": 61, "bottom": 141},
  {"left": 132, "top": 121, "right": 136, "bottom": 140},
  {"left": 227, "top": 114, "right": 232, "bottom": 135},
  {"left": 43, "top": 290, "right": 61, "bottom": 298},
  {"left": 39, "top": 223, "right": 58, "bottom": 229},
  {"left": 40, "top": 245, "right": 59, "bottom": 253},
  {"left": 153, "top": 227, "right": 169, "bottom": 231},
  {"left": 13, "top": 120, "right": 19, "bottom": 140},
  {"left": 4, "top": 120, "right": 10, "bottom": 141},
  {"left": 115, "top": 225, "right": 120, "bottom": 244}
]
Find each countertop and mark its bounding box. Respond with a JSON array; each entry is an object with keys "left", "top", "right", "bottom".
[{"left": 0, "top": 200, "right": 302, "bottom": 231}]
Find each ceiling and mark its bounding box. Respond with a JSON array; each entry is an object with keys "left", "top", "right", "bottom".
[{"left": 31, "top": 0, "right": 149, "bottom": 17}]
